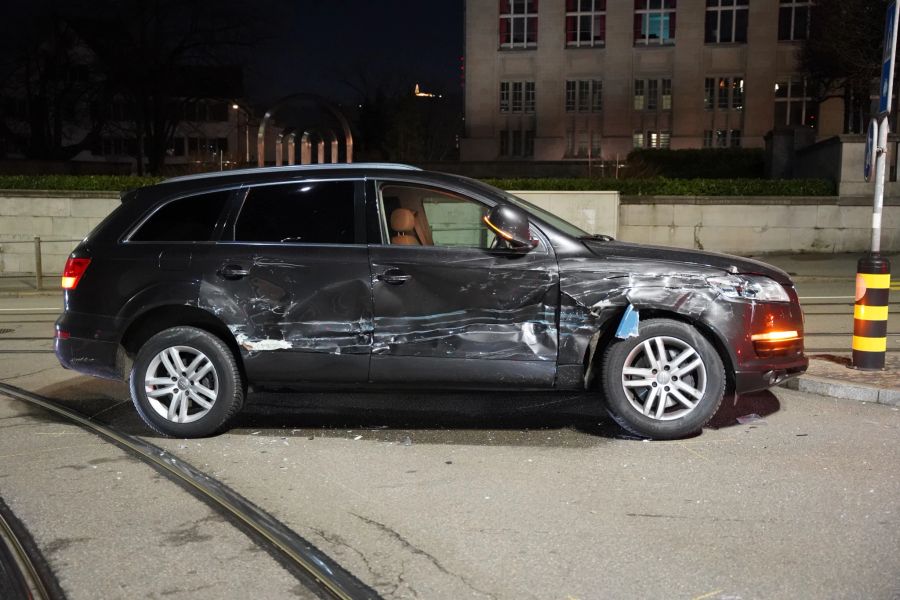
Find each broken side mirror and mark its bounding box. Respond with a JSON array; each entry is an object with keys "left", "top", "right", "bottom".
[{"left": 483, "top": 204, "right": 538, "bottom": 251}]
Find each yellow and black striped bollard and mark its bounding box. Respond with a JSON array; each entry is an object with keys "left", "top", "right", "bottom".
[{"left": 852, "top": 253, "right": 891, "bottom": 370}]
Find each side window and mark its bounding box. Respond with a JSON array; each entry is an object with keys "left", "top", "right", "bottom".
[
  {"left": 130, "top": 190, "right": 230, "bottom": 242},
  {"left": 234, "top": 181, "right": 356, "bottom": 244},
  {"left": 380, "top": 184, "right": 496, "bottom": 249}
]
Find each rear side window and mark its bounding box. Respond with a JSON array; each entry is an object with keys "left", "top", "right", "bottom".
[
  {"left": 130, "top": 190, "right": 231, "bottom": 242},
  {"left": 234, "top": 181, "right": 356, "bottom": 244}
]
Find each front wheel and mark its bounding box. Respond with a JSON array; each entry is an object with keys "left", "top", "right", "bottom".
[
  {"left": 129, "top": 326, "right": 244, "bottom": 437},
  {"left": 601, "top": 319, "right": 725, "bottom": 440}
]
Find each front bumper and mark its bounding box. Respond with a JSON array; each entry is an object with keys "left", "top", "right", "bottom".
[{"left": 734, "top": 357, "right": 808, "bottom": 394}]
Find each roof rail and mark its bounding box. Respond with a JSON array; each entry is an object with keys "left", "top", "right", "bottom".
[{"left": 161, "top": 163, "right": 421, "bottom": 185}]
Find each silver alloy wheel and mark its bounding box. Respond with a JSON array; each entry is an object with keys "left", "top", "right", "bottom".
[
  {"left": 144, "top": 346, "right": 219, "bottom": 424},
  {"left": 621, "top": 335, "right": 707, "bottom": 421}
]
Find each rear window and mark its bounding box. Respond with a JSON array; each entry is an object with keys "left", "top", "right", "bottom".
[
  {"left": 234, "top": 181, "right": 356, "bottom": 244},
  {"left": 130, "top": 190, "right": 231, "bottom": 242}
]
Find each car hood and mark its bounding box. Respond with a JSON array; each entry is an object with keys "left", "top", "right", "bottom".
[{"left": 581, "top": 239, "right": 793, "bottom": 284}]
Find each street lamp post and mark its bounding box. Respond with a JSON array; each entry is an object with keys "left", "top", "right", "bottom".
[{"left": 231, "top": 103, "right": 251, "bottom": 165}]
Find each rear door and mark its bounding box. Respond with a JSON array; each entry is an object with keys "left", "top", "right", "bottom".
[
  {"left": 196, "top": 178, "right": 372, "bottom": 386},
  {"left": 367, "top": 180, "right": 560, "bottom": 388}
]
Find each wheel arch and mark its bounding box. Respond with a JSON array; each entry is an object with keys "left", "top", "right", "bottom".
[
  {"left": 583, "top": 308, "right": 736, "bottom": 394},
  {"left": 120, "top": 305, "right": 245, "bottom": 382}
]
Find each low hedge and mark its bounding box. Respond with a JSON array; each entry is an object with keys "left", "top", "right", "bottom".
[
  {"left": 627, "top": 148, "right": 766, "bottom": 179},
  {"left": 0, "top": 175, "right": 163, "bottom": 191},
  {"left": 483, "top": 177, "right": 836, "bottom": 196},
  {"left": 0, "top": 173, "right": 836, "bottom": 197}
]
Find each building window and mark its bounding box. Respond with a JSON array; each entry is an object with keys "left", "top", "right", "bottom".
[
  {"left": 778, "top": 0, "right": 811, "bottom": 42},
  {"left": 566, "top": 0, "right": 606, "bottom": 47},
  {"left": 634, "top": 0, "right": 676, "bottom": 46},
  {"left": 500, "top": 129, "right": 535, "bottom": 157},
  {"left": 501, "top": 81, "right": 535, "bottom": 113},
  {"left": 705, "top": 0, "right": 748, "bottom": 44},
  {"left": 633, "top": 131, "right": 645, "bottom": 148},
  {"left": 774, "top": 77, "right": 818, "bottom": 128},
  {"left": 565, "top": 124, "right": 601, "bottom": 158},
  {"left": 634, "top": 130, "right": 671, "bottom": 149},
  {"left": 635, "top": 79, "right": 671, "bottom": 111},
  {"left": 566, "top": 80, "right": 602, "bottom": 113},
  {"left": 705, "top": 77, "right": 744, "bottom": 110},
  {"left": 500, "top": 0, "right": 539, "bottom": 49},
  {"left": 525, "top": 81, "right": 536, "bottom": 112},
  {"left": 704, "top": 129, "right": 742, "bottom": 148}
]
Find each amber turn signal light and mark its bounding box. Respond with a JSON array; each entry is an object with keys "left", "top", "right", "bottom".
[
  {"left": 61, "top": 257, "right": 91, "bottom": 290},
  {"left": 750, "top": 330, "right": 799, "bottom": 342}
]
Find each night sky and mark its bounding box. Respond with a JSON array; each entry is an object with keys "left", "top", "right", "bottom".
[
  {"left": 0, "top": 0, "right": 465, "bottom": 105},
  {"left": 243, "top": 1, "right": 465, "bottom": 104}
]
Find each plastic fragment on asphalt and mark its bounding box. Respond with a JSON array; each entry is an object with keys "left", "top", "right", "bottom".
[
  {"left": 737, "top": 413, "right": 766, "bottom": 425},
  {"left": 615, "top": 304, "right": 640, "bottom": 339},
  {"left": 402, "top": 436, "right": 412, "bottom": 446},
  {"left": 353, "top": 435, "right": 362, "bottom": 440}
]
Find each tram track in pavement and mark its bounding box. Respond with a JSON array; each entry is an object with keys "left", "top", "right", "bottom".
[
  {"left": 0, "top": 381, "right": 380, "bottom": 600},
  {"left": 0, "top": 497, "right": 65, "bottom": 600}
]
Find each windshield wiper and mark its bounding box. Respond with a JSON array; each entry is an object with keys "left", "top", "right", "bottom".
[{"left": 579, "top": 234, "right": 615, "bottom": 242}]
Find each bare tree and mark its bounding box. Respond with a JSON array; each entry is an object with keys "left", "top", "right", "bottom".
[
  {"left": 0, "top": 11, "right": 108, "bottom": 160},
  {"left": 802, "top": 0, "right": 887, "bottom": 133}
]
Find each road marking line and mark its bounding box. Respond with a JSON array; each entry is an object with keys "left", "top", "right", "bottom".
[{"left": 691, "top": 590, "right": 724, "bottom": 600}]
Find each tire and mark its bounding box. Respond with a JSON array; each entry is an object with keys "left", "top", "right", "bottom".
[
  {"left": 601, "top": 318, "right": 725, "bottom": 440},
  {"left": 129, "top": 326, "right": 244, "bottom": 437}
]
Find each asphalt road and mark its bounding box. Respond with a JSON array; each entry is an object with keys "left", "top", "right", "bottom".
[{"left": 1, "top": 294, "right": 899, "bottom": 599}]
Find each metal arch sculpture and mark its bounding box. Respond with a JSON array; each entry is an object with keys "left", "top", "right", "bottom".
[{"left": 257, "top": 93, "right": 353, "bottom": 167}]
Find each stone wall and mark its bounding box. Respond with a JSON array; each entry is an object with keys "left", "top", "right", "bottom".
[
  {"left": 0, "top": 190, "right": 120, "bottom": 273},
  {"left": 619, "top": 196, "right": 900, "bottom": 254},
  {"left": 1, "top": 189, "right": 897, "bottom": 276}
]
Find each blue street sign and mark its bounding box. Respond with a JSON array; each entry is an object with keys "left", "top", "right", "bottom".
[
  {"left": 865, "top": 119, "right": 877, "bottom": 182},
  {"left": 880, "top": 1, "right": 900, "bottom": 114}
]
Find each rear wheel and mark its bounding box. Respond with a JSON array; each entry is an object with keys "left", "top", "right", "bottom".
[
  {"left": 601, "top": 319, "right": 725, "bottom": 440},
  {"left": 129, "top": 326, "right": 243, "bottom": 437}
]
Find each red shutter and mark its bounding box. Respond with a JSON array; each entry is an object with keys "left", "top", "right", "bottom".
[
  {"left": 566, "top": 16, "right": 576, "bottom": 43},
  {"left": 528, "top": 16, "right": 538, "bottom": 44},
  {"left": 499, "top": 17, "right": 509, "bottom": 45},
  {"left": 566, "top": 0, "right": 576, "bottom": 11},
  {"left": 668, "top": 12, "right": 676, "bottom": 41},
  {"left": 598, "top": 15, "right": 606, "bottom": 43},
  {"left": 634, "top": 14, "right": 643, "bottom": 43},
  {"left": 500, "top": 0, "right": 510, "bottom": 13}
]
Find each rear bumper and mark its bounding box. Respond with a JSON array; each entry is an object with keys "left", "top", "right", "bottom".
[
  {"left": 55, "top": 336, "right": 124, "bottom": 380},
  {"left": 54, "top": 311, "right": 126, "bottom": 380}
]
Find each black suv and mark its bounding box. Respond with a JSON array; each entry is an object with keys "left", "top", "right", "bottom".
[{"left": 55, "top": 164, "right": 807, "bottom": 439}]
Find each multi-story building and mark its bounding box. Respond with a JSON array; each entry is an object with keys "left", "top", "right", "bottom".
[{"left": 462, "top": 0, "right": 838, "bottom": 162}]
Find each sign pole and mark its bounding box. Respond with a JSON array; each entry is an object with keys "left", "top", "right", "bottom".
[{"left": 853, "top": 2, "right": 898, "bottom": 370}]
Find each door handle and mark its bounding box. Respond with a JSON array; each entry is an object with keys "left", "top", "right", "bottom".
[
  {"left": 378, "top": 268, "right": 411, "bottom": 285},
  {"left": 218, "top": 264, "right": 250, "bottom": 280}
]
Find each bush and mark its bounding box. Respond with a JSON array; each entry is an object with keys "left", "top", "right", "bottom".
[
  {"left": 482, "top": 177, "right": 836, "bottom": 196},
  {"left": 627, "top": 148, "right": 766, "bottom": 179},
  {"left": 0, "top": 175, "right": 163, "bottom": 191}
]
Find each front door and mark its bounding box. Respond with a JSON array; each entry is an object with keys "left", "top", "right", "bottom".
[
  {"left": 368, "top": 181, "right": 559, "bottom": 388},
  {"left": 196, "top": 179, "right": 372, "bottom": 386}
]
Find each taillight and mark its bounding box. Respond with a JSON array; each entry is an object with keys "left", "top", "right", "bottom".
[{"left": 61, "top": 257, "right": 91, "bottom": 290}]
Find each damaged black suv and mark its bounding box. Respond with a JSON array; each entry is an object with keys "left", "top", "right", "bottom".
[{"left": 56, "top": 164, "right": 807, "bottom": 439}]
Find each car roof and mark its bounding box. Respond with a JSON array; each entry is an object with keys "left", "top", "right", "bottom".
[{"left": 161, "top": 162, "right": 421, "bottom": 186}]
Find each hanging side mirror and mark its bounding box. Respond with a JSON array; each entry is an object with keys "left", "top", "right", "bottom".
[{"left": 483, "top": 204, "right": 537, "bottom": 251}]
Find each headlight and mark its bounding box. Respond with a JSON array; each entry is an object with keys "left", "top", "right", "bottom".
[{"left": 707, "top": 275, "right": 790, "bottom": 303}]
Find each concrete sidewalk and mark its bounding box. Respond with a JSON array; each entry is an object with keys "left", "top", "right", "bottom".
[{"left": 2, "top": 252, "right": 898, "bottom": 405}]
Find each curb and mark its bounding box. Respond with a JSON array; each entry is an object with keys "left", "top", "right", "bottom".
[
  {"left": 0, "top": 290, "right": 63, "bottom": 298},
  {"left": 781, "top": 375, "right": 900, "bottom": 407}
]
